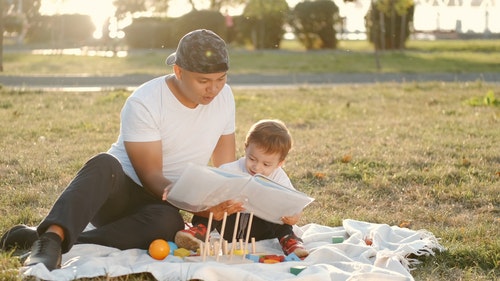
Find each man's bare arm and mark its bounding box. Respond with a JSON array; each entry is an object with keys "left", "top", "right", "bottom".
[{"left": 124, "top": 140, "right": 171, "bottom": 199}]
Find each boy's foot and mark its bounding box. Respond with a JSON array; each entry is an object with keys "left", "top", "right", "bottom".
[
  {"left": 280, "top": 233, "right": 309, "bottom": 258},
  {"left": 174, "top": 224, "right": 207, "bottom": 251},
  {"left": 1, "top": 225, "right": 39, "bottom": 251},
  {"left": 24, "top": 232, "right": 62, "bottom": 271}
]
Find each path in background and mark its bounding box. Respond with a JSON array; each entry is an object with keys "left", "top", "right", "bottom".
[{"left": 1, "top": 72, "right": 499, "bottom": 92}]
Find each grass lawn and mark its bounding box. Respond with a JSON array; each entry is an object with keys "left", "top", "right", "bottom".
[
  {"left": 1, "top": 39, "right": 500, "bottom": 76},
  {"left": 0, "top": 81, "right": 499, "bottom": 280}
]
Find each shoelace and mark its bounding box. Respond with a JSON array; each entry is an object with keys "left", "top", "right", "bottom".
[{"left": 33, "top": 236, "right": 51, "bottom": 253}]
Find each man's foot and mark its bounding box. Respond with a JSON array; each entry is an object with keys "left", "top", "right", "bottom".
[
  {"left": 174, "top": 224, "right": 207, "bottom": 251},
  {"left": 280, "top": 233, "right": 309, "bottom": 258},
  {"left": 1, "top": 225, "right": 39, "bottom": 251},
  {"left": 24, "top": 232, "right": 62, "bottom": 271}
]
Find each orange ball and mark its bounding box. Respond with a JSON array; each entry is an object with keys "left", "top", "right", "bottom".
[{"left": 148, "top": 239, "right": 170, "bottom": 260}]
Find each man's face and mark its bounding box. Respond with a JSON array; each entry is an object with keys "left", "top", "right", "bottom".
[
  {"left": 244, "top": 143, "right": 284, "bottom": 177},
  {"left": 176, "top": 67, "right": 227, "bottom": 108}
]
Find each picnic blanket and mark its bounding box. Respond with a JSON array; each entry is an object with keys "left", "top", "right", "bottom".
[{"left": 21, "top": 219, "right": 444, "bottom": 281}]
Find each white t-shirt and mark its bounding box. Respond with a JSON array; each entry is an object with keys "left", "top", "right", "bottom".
[
  {"left": 220, "top": 157, "right": 296, "bottom": 190},
  {"left": 108, "top": 75, "right": 235, "bottom": 186}
]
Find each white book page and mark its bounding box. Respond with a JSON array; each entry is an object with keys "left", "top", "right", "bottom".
[
  {"left": 242, "top": 176, "right": 314, "bottom": 224},
  {"left": 167, "top": 163, "right": 314, "bottom": 224},
  {"left": 167, "top": 163, "right": 250, "bottom": 212}
]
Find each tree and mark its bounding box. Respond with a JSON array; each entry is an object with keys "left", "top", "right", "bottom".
[
  {"left": 239, "top": 0, "right": 289, "bottom": 49},
  {"left": 0, "top": 0, "right": 4, "bottom": 72},
  {"left": 20, "top": 0, "right": 41, "bottom": 21},
  {"left": 290, "top": 0, "right": 340, "bottom": 50},
  {"left": 366, "top": 0, "right": 414, "bottom": 50},
  {"left": 0, "top": 0, "right": 41, "bottom": 72},
  {"left": 114, "top": 0, "right": 246, "bottom": 19},
  {"left": 205, "top": 0, "right": 245, "bottom": 11},
  {"left": 113, "top": 0, "right": 149, "bottom": 19}
]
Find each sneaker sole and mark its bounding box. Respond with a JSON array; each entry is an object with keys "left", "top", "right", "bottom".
[
  {"left": 293, "top": 248, "right": 309, "bottom": 258},
  {"left": 174, "top": 232, "right": 202, "bottom": 251}
]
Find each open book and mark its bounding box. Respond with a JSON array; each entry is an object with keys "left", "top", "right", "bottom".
[{"left": 167, "top": 163, "right": 314, "bottom": 224}]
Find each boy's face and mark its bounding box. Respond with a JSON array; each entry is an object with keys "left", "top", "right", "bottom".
[{"left": 244, "top": 143, "right": 284, "bottom": 177}]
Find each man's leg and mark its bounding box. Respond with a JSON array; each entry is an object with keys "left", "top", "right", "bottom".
[
  {"left": 25, "top": 153, "right": 130, "bottom": 270},
  {"left": 77, "top": 203, "right": 184, "bottom": 250},
  {"left": 37, "top": 153, "right": 129, "bottom": 253}
]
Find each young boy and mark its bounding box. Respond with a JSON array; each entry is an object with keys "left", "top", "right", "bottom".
[{"left": 175, "top": 119, "right": 309, "bottom": 258}]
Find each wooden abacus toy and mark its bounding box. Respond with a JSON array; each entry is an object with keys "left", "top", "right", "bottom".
[{"left": 184, "top": 211, "right": 256, "bottom": 264}]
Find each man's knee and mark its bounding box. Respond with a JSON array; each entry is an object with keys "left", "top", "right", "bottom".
[
  {"left": 86, "top": 153, "right": 121, "bottom": 171},
  {"left": 141, "top": 205, "right": 184, "bottom": 240}
]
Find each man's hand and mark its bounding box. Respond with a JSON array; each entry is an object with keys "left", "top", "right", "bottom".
[
  {"left": 282, "top": 212, "right": 302, "bottom": 225},
  {"left": 206, "top": 200, "right": 244, "bottom": 221}
]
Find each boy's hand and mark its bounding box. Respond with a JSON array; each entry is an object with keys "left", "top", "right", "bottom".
[{"left": 282, "top": 212, "right": 302, "bottom": 225}]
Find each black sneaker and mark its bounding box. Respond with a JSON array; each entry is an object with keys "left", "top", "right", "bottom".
[
  {"left": 24, "top": 232, "right": 62, "bottom": 271},
  {"left": 1, "top": 225, "right": 39, "bottom": 251}
]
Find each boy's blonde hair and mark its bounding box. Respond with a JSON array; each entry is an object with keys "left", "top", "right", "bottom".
[{"left": 245, "top": 119, "right": 292, "bottom": 161}]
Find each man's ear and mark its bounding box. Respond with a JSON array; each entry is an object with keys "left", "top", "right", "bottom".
[{"left": 173, "top": 65, "right": 182, "bottom": 79}]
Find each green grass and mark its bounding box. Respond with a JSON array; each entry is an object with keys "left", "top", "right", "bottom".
[
  {"left": 2, "top": 39, "right": 500, "bottom": 76},
  {"left": 1, "top": 82, "right": 499, "bottom": 280}
]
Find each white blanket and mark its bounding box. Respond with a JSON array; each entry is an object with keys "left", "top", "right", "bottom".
[{"left": 21, "top": 219, "right": 444, "bottom": 281}]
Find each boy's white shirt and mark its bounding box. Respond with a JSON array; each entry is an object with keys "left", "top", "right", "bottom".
[
  {"left": 108, "top": 75, "right": 236, "bottom": 186},
  {"left": 219, "top": 157, "right": 296, "bottom": 190}
]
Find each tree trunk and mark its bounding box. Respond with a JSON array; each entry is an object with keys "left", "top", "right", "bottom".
[
  {"left": 390, "top": 3, "right": 395, "bottom": 49},
  {"left": 0, "top": 0, "right": 4, "bottom": 72},
  {"left": 400, "top": 13, "right": 406, "bottom": 50},
  {"left": 379, "top": 10, "right": 385, "bottom": 50}
]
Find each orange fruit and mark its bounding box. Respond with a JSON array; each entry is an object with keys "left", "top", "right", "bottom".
[{"left": 148, "top": 239, "right": 170, "bottom": 260}]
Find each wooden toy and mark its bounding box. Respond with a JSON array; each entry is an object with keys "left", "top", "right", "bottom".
[
  {"left": 184, "top": 212, "right": 255, "bottom": 264},
  {"left": 182, "top": 212, "right": 306, "bottom": 265}
]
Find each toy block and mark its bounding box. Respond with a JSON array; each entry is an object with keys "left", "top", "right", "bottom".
[
  {"left": 258, "top": 254, "right": 284, "bottom": 263},
  {"left": 284, "top": 252, "right": 301, "bottom": 261},
  {"left": 174, "top": 248, "right": 191, "bottom": 258},
  {"left": 332, "top": 236, "right": 344, "bottom": 244},
  {"left": 290, "top": 265, "right": 307, "bottom": 275},
  {"left": 245, "top": 254, "right": 261, "bottom": 263}
]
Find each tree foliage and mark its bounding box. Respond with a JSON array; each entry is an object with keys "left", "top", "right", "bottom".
[
  {"left": 114, "top": 0, "right": 148, "bottom": 19},
  {"left": 193, "top": 0, "right": 246, "bottom": 11},
  {"left": 26, "top": 14, "right": 95, "bottom": 45},
  {"left": 124, "top": 10, "right": 226, "bottom": 49},
  {"left": 123, "top": 17, "right": 171, "bottom": 48},
  {"left": 6, "top": 0, "right": 41, "bottom": 21},
  {"left": 1, "top": 0, "right": 41, "bottom": 35},
  {"left": 237, "top": 0, "right": 289, "bottom": 49},
  {"left": 290, "top": 0, "right": 340, "bottom": 50},
  {"left": 113, "top": 0, "right": 246, "bottom": 19},
  {"left": 366, "top": 0, "right": 415, "bottom": 50},
  {"left": 172, "top": 10, "right": 226, "bottom": 40},
  {"left": 0, "top": 0, "right": 41, "bottom": 71}
]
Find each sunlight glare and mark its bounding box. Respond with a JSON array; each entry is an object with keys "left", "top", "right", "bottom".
[
  {"left": 39, "top": 0, "right": 500, "bottom": 39},
  {"left": 40, "top": 0, "right": 116, "bottom": 39},
  {"left": 167, "top": 0, "right": 193, "bottom": 17}
]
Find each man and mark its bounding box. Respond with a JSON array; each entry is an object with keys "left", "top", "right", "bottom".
[{"left": 0, "top": 29, "right": 244, "bottom": 271}]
